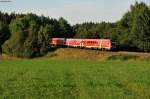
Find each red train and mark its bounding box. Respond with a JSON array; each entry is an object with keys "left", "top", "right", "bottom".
[{"left": 50, "top": 38, "right": 116, "bottom": 50}]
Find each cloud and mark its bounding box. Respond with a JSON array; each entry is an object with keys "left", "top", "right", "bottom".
[
  {"left": 0, "top": 0, "right": 150, "bottom": 24},
  {"left": 30, "top": 1, "right": 131, "bottom": 24}
]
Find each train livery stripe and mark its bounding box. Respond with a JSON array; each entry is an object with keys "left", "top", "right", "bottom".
[{"left": 50, "top": 38, "right": 114, "bottom": 50}]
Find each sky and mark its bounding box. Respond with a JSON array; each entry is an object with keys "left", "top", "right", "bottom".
[{"left": 0, "top": 0, "right": 150, "bottom": 25}]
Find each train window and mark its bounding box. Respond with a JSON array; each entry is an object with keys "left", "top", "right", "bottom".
[
  {"left": 92, "top": 41, "right": 97, "bottom": 44},
  {"left": 86, "top": 41, "right": 97, "bottom": 44},
  {"left": 57, "top": 40, "right": 63, "bottom": 44}
]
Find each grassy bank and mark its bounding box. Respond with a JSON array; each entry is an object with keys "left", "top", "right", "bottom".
[
  {"left": 0, "top": 59, "right": 150, "bottom": 99},
  {"left": 1, "top": 48, "right": 150, "bottom": 61},
  {"left": 45, "top": 48, "right": 150, "bottom": 61}
]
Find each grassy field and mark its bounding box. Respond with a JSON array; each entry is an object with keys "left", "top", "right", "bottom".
[{"left": 0, "top": 59, "right": 150, "bottom": 99}]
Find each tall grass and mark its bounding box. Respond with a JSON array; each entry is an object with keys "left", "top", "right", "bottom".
[
  {"left": 45, "top": 48, "right": 150, "bottom": 61},
  {"left": 0, "top": 59, "right": 150, "bottom": 99}
]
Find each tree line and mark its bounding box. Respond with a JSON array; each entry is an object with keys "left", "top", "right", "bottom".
[{"left": 0, "top": 2, "right": 150, "bottom": 58}]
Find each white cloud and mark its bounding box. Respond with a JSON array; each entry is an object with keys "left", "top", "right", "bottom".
[
  {"left": 1, "top": 0, "right": 150, "bottom": 24},
  {"left": 29, "top": 1, "right": 130, "bottom": 24}
]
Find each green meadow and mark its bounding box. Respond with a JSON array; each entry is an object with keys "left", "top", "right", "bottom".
[{"left": 0, "top": 59, "right": 150, "bottom": 99}]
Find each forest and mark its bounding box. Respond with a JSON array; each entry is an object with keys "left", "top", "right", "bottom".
[{"left": 0, "top": 2, "right": 150, "bottom": 58}]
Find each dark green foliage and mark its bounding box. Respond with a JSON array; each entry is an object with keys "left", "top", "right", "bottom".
[
  {"left": 73, "top": 22, "right": 100, "bottom": 38},
  {"left": 74, "top": 2, "right": 150, "bottom": 51},
  {"left": 0, "top": 21, "right": 10, "bottom": 54},
  {"left": 130, "top": 2, "right": 150, "bottom": 51},
  {"left": 2, "top": 16, "right": 31, "bottom": 57},
  {"left": 52, "top": 17, "right": 74, "bottom": 38},
  {"left": 2, "top": 14, "right": 53, "bottom": 57}
]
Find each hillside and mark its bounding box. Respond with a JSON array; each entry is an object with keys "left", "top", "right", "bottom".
[
  {"left": 1, "top": 48, "right": 150, "bottom": 61},
  {"left": 45, "top": 48, "right": 150, "bottom": 61}
]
